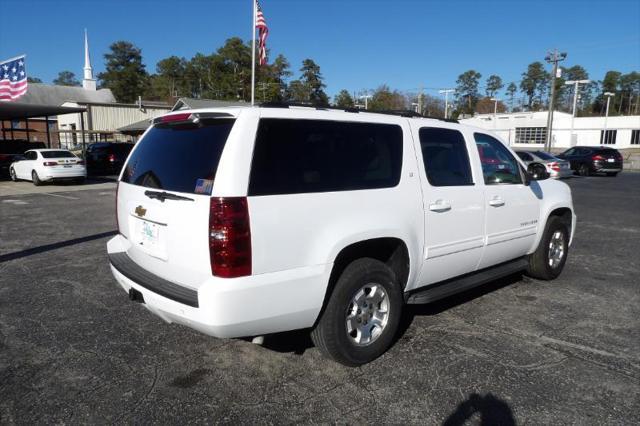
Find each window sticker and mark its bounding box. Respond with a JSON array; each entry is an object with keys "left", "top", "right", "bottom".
[{"left": 194, "top": 178, "right": 213, "bottom": 195}]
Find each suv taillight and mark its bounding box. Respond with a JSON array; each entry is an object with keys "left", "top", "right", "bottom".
[
  {"left": 115, "top": 182, "right": 120, "bottom": 234},
  {"left": 209, "top": 197, "right": 252, "bottom": 278},
  {"left": 592, "top": 154, "right": 605, "bottom": 162}
]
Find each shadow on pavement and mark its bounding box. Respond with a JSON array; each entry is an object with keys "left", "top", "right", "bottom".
[
  {"left": 0, "top": 230, "right": 117, "bottom": 263},
  {"left": 443, "top": 393, "right": 516, "bottom": 426},
  {"left": 260, "top": 273, "right": 523, "bottom": 356},
  {"left": 397, "top": 273, "right": 523, "bottom": 341}
]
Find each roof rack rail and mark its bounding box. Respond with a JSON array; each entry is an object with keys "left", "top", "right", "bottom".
[
  {"left": 260, "top": 101, "right": 360, "bottom": 112},
  {"left": 375, "top": 110, "right": 459, "bottom": 123},
  {"left": 258, "top": 102, "right": 458, "bottom": 122}
]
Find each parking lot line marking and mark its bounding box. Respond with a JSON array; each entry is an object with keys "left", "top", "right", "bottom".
[
  {"left": 1, "top": 199, "right": 28, "bottom": 205},
  {"left": 40, "top": 192, "right": 80, "bottom": 200}
]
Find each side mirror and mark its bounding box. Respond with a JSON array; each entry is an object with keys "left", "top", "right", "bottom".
[{"left": 526, "top": 162, "right": 550, "bottom": 182}]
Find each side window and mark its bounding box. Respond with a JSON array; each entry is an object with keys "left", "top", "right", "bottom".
[
  {"left": 474, "top": 133, "right": 522, "bottom": 185},
  {"left": 249, "top": 119, "right": 403, "bottom": 196},
  {"left": 563, "top": 148, "right": 576, "bottom": 156},
  {"left": 516, "top": 152, "right": 533, "bottom": 162},
  {"left": 418, "top": 127, "right": 473, "bottom": 186},
  {"left": 25, "top": 151, "right": 37, "bottom": 160}
]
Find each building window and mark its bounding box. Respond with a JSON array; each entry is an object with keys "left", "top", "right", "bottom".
[
  {"left": 600, "top": 129, "right": 617, "bottom": 145},
  {"left": 515, "top": 127, "right": 547, "bottom": 144},
  {"left": 631, "top": 130, "right": 640, "bottom": 145}
]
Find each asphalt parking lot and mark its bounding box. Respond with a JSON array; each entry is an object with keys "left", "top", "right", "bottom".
[{"left": 1, "top": 174, "right": 639, "bottom": 424}]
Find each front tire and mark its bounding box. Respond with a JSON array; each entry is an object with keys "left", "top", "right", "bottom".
[
  {"left": 9, "top": 167, "right": 17, "bottom": 181},
  {"left": 32, "top": 170, "right": 42, "bottom": 186},
  {"left": 311, "top": 258, "right": 403, "bottom": 366},
  {"left": 526, "top": 216, "right": 569, "bottom": 280}
]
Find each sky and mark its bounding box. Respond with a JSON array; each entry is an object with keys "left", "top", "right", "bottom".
[{"left": 1, "top": 0, "right": 639, "bottom": 99}]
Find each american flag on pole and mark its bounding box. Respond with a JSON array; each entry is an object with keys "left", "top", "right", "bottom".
[
  {"left": 255, "top": 1, "right": 269, "bottom": 65},
  {"left": 0, "top": 55, "right": 28, "bottom": 101}
]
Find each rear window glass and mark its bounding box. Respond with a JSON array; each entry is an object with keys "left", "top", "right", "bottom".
[
  {"left": 41, "top": 151, "right": 76, "bottom": 158},
  {"left": 249, "top": 119, "right": 403, "bottom": 196},
  {"left": 534, "top": 151, "right": 556, "bottom": 160},
  {"left": 121, "top": 120, "right": 235, "bottom": 195},
  {"left": 113, "top": 144, "right": 134, "bottom": 153}
]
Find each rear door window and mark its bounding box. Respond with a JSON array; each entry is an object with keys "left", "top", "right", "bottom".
[
  {"left": 418, "top": 127, "right": 473, "bottom": 186},
  {"left": 249, "top": 119, "right": 403, "bottom": 196},
  {"left": 121, "top": 119, "right": 235, "bottom": 195}
]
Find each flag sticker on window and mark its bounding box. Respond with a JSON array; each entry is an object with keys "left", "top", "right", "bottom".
[{"left": 194, "top": 179, "right": 213, "bottom": 195}]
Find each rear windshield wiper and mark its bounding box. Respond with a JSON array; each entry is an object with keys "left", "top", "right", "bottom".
[{"left": 144, "top": 190, "right": 194, "bottom": 202}]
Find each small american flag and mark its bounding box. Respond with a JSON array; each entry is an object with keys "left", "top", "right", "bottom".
[
  {"left": 0, "top": 55, "right": 28, "bottom": 102},
  {"left": 255, "top": 1, "right": 269, "bottom": 66}
]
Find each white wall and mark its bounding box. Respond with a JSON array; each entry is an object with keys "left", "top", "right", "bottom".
[{"left": 462, "top": 112, "right": 640, "bottom": 149}]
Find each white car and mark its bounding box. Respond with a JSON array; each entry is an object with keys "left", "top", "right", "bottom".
[
  {"left": 10, "top": 149, "right": 86, "bottom": 185},
  {"left": 107, "top": 106, "right": 576, "bottom": 366}
]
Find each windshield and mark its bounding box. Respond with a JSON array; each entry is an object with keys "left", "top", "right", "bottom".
[
  {"left": 41, "top": 151, "right": 76, "bottom": 158},
  {"left": 121, "top": 119, "right": 235, "bottom": 195}
]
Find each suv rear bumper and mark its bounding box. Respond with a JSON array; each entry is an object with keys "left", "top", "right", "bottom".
[{"left": 107, "top": 235, "right": 330, "bottom": 338}]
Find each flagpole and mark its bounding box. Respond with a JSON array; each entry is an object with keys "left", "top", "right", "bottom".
[{"left": 251, "top": 0, "right": 256, "bottom": 106}]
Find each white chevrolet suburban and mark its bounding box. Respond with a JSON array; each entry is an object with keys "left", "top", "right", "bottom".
[{"left": 107, "top": 105, "right": 576, "bottom": 366}]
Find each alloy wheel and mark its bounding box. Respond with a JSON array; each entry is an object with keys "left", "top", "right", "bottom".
[
  {"left": 345, "top": 283, "right": 390, "bottom": 346},
  {"left": 548, "top": 230, "right": 566, "bottom": 268}
]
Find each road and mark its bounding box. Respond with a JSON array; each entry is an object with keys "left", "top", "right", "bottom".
[{"left": 1, "top": 174, "right": 639, "bottom": 424}]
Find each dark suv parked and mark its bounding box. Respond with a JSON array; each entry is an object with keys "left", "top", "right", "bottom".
[
  {"left": 85, "top": 143, "right": 134, "bottom": 175},
  {"left": 556, "top": 146, "right": 623, "bottom": 177}
]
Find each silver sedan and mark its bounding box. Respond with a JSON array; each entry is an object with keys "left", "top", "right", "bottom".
[{"left": 516, "top": 150, "right": 573, "bottom": 179}]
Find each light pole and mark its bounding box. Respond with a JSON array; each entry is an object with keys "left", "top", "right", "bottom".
[
  {"left": 361, "top": 95, "right": 372, "bottom": 110},
  {"left": 490, "top": 97, "right": 499, "bottom": 128},
  {"left": 544, "top": 50, "right": 567, "bottom": 151},
  {"left": 565, "top": 79, "right": 591, "bottom": 146},
  {"left": 603, "top": 91, "right": 615, "bottom": 142},
  {"left": 439, "top": 89, "right": 454, "bottom": 119}
]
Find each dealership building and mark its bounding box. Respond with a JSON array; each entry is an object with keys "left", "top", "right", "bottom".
[{"left": 461, "top": 111, "right": 640, "bottom": 151}]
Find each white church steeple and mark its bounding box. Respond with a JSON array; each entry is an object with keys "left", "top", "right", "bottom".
[{"left": 82, "top": 29, "right": 97, "bottom": 91}]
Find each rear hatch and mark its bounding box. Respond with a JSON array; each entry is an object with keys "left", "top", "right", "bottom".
[
  {"left": 594, "top": 149, "right": 623, "bottom": 168},
  {"left": 41, "top": 150, "right": 84, "bottom": 171},
  {"left": 117, "top": 114, "right": 236, "bottom": 287}
]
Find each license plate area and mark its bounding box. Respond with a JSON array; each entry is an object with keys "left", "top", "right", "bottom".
[
  {"left": 607, "top": 158, "right": 615, "bottom": 163},
  {"left": 132, "top": 217, "right": 168, "bottom": 260}
]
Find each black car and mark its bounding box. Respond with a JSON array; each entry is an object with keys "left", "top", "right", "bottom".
[
  {"left": 85, "top": 142, "right": 135, "bottom": 175},
  {"left": 0, "top": 153, "right": 17, "bottom": 178},
  {"left": 556, "top": 146, "right": 623, "bottom": 177}
]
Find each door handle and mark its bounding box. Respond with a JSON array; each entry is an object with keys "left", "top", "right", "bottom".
[
  {"left": 429, "top": 200, "right": 452, "bottom": 212},
  {"left": 489, "top": 196, "right": 505, "bottom": 207}
]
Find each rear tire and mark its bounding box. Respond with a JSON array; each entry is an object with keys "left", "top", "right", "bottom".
[
  {"left": 578, "top": 163, "right": 590, "bottom": 176},
  {"left": 9, "top": 167, "right": 17, "bottom": 181},
  {"left": 606, "top": 172, "right": 618, "bottom": 177},
  {"left": 526, "top": 216, "right": 569, "bottom": 280},
  {"left": 32, "top": 170, "right": 42, "bottom": 186},
  {"left": 311, "top": 258, "right": 403, "bottom": 366}
]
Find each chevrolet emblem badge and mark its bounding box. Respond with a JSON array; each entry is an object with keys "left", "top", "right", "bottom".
[{"left": 135, "top": 205, "right": 147, "bottom": 217}]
